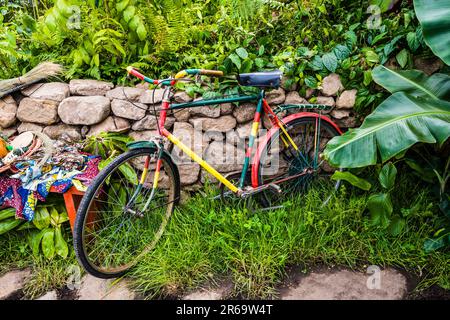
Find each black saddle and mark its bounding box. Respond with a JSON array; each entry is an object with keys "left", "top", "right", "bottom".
[{"left": 237, "top": 70, "right": 282, "bottom": 88}]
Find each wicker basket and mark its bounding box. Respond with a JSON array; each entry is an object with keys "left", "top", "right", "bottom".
[{"left": 0, "top": 137, "right": 42, "bottom": 174}]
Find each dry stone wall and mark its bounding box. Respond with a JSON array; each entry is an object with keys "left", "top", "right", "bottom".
[{"left": 0, "top": 74, "right": 359, "bottom": 187}]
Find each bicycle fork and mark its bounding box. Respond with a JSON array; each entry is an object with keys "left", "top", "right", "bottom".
[{"left": 125, "top": 144, "right": 165, "bottom": 217}]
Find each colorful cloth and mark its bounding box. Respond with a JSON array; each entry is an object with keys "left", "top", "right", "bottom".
[{"left": 0, "top": 154, "right": 100, "bottom": 221}]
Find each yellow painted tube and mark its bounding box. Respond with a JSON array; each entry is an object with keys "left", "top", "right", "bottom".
[
  {"left": 166, "top": 133, "right": 239, "bottom": 193},
  {"left": 140, "top": 168, "right": 148, "bottom": 184},
  {"left": 152, "top": 170, "right": 160, "bottom": 188},
  {"left": 278, "top": 121, "right": 299, "bottom": 151},
  {"left": 251, "top": 121, "right": 259, "bottom": 137}
]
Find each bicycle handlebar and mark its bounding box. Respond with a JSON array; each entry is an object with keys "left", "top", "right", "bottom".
[
  {"left": 127, "top": 66, "right": 223, "bottom": 85},
  {"left": 175, "top": 69, "right": 223, "bottom": 79}
]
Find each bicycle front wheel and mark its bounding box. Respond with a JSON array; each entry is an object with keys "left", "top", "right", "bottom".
[{"left": 74, "top": 147, "right": 180, "bottom": 278}]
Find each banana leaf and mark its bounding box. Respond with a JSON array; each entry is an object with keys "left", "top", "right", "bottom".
[
  {"left": 414, "top": 0, "right": 450, "bottom": 66},
  {"left": 323, "top": 92, "right": 450, "bottom": 168},
  {"left": 372, "top": 66, "right": 450, "bottom": 100}
]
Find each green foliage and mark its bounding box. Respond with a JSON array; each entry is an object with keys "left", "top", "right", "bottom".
[
  {"left": 83, "top": 132, "right": 133, "bottom": 165},
  {"left": 414, "top": 0, "right": 450, "bottom": 65},
  {"left": 0, "top": 0, "right": 431, "bottom": 116},
  {"left": 323, "top": 91, "right": 450, "bottom": 168},
  {"left": 130, "top": 178, "right": 450, "bottom": 298},
  {"left": 28, "top": 205, "right": 70, "bottom": 259}
]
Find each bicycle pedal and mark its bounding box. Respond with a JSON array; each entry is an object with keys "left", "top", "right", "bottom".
[{"left": 267, "top": 183, "right": 282, "bottom": 194}]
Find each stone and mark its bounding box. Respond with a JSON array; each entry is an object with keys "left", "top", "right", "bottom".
[
  {"left": 265, "top": 87, "right": 286, "bottom": 105},
  {"left": 36, "top": 290, "right": 58, "bottom": 300},
  {"left": 129, "top": 130, "right": 158, "bottom": 142},
  {"left": 336, "top": 89, "right": 357, "bottom": 109},
  {"left": 173, "top": 108, "right": 190, "bottom": 122},
  {"left": 0, "top": 95, "right": 17, "bottom": 128},
  {"left": 321, "top": 73, "right": 344, "bottom": 96},
  {"left": 204, "top": 140, "right": 243, "bottom": 172},
  {"left": 0, "top": 269, "right": 31, "bottom": 299},
  {"left": 183, "top": 282, "right": 233, "bottom": 300},
  {"left": 233, "top": 103, "right": 256, "bottom": 123},
  {"left": 131, "top": 115, "right": 175, "bottom": 131},
  {"left": 331, "top": 109, "right": 351, "bottom": 120},
  {"left": 173, "top": 91, "right": 193, "bottom": 103},
  {"left": 139, "top": 89, "right": 166, "bottom": 104},
  {"left": 88, "top": 116, "right": 131, "bottom": 136},
  {"left": 106, "top": 86, "right": 145, "bottom": 102},
  {"left": 129, "top": 130, "right": 170, "bottom": 149},
  {"left": 220, "top": 103, "right": 234, "bottom": 115},
  {"left": 111, "top": 99, "right": 147, "bottom": 120},
  {"left": 17, "top": 98, "right": 59, "bottom": 125},
  {"left": 316, "top": 96, "right": 335, "bottom": 107},
  {"left": 204, "top": 131, "right": 224, "bottom": 142},
  {"left": 189, "top": 115, "right": 236, "bottom": 132},
  {"left": 1, "top": 126, "right": 18, "bottom": 138},
  {"left": 224, "top": 129, "right": 240, "bottom": 145},
  {"left": 43, "top": 123, "right": 81, "bottom": 141},
  {"left": 284, "top": 91, "right": 308, "bottom": 105},
  {"left": 69, "top": 79, "right": 114, "bottom": 96},
  {"left": 335, "top": 116, "right": 359, "bottom": 128},
  {"left": 279, "top": 268, "right": 407, "bottom": 300},
  {"left": 58, "top": 96, "right": 110, "bottom": 125},
  {"left": 135, "top": 82, "right": 150, "bottom": 90},
  {"left": 414, "top": 56, "right": 444, "bottom": 75},
  {"left": 281, "top": 76, "right": 298, "bottom": 91},
  {"left": 178, "top": 163, "right": 200, "bottom": 186},
  {"left": 171, "top": 122, "right": 205, "bottom": 163},
  {"left": 21, "top": 82, "right": 70, "bottom": 102},
  {"left": 17, "top": 122, "right": 44, "bottom": 133},
  {"left": 189, "top": 101, "right": 221, "bottom": 118},
  {"left": 78, "top": 274, "right": 137, "bottom": 300},
  {"left": 305, "top": 88, "right": 315, "bottom": 99},
  {"left": 236, "top": 122, "right": 253, "bottom": 140}
]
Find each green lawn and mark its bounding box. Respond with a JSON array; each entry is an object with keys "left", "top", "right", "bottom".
[{"left": 1, "top": 173, "right": 448, "bottom": 299}]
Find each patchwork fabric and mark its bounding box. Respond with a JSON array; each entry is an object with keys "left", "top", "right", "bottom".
[{"left": 0, "top": 155, "right": 100, "bottom": 221}]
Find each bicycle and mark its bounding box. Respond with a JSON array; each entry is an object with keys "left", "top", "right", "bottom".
[{"left": 73, "top": 67, "right": 343, "bottom": 278}]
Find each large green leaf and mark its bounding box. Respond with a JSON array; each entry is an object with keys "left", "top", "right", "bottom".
[
  {"left": 367, "top": 193, "right": 393, "bottom": 227},
  {"left": 323, "top": 92, "right": 450, "bottom": 168},
  {"left": 379, "top": 162, "right": 397, "bottom": 190},
  {"left": 372, "top": 66, "right": 450, "bottom": 100},
  {"left": 331, "top": 171, "right": 372, "bottom": 191},
  {"left": 414, "top": 0, "right": 450, "bottom": 66}
]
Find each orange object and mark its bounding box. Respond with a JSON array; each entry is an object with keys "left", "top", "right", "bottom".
[
  {"left": 0, "top": 138, "right": 11, "bottom": 158},
  {"left": 49, "top": 186, "right": 99, "bottom": 232},
  {"left": 50, "top": 186, "right": 84, "bottom": 230}
]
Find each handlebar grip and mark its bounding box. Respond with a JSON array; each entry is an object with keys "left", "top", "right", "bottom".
[
  {"left": 199, "top": 69, "right": 223, "bottom": 77},
  {"left": 126, "top": 66, "right": 145, "bottom": 81}
]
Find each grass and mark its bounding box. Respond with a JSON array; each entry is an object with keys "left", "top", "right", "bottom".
[
  {"left": 129, "top": 173, "right": 450, "bottom": 299},
  {"left": 0, "top": 227, "right": 78, "bottom": 299},
  {"left": 0, "top": 172, "right": 449, "bottom": 299}
]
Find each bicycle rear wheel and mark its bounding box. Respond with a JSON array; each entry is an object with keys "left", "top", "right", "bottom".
[
  {"left": 73, "top": 147, "right": 180, "bottom": 278},
  {"left": 255, "top": 116, "right": 341, "bottom": 207}
]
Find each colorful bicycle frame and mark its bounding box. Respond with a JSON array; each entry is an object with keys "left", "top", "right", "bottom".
[{"left": 126, "top": 67, "right": 342, "bottom": 199}]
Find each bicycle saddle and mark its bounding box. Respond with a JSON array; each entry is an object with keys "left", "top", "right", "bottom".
[{"left": 237, "top": 70, "right": 282, "bottom": 88}]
